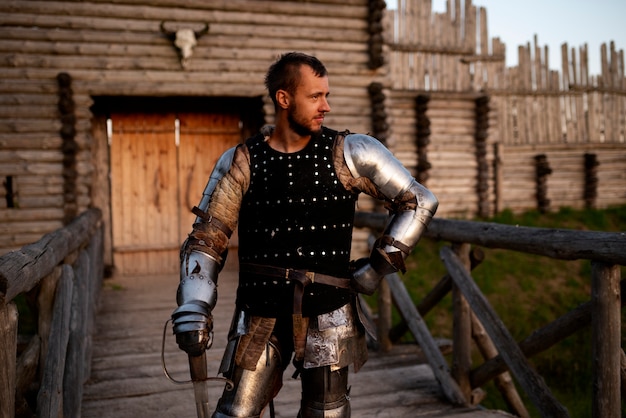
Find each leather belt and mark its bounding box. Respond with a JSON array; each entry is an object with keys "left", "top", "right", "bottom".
[
  {"left": 239, "top": 263, "right": 352, "bottom": 313},
  {"left": 239, "top": 263, "right": 353, "bottom": 360}
]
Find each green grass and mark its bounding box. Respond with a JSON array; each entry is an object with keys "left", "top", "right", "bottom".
[{"left": 396, "top": 204, "right": 626, "bottom": 418}]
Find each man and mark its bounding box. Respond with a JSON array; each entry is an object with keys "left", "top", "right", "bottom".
[{"left": 172, "top": 52, "right": 438, "bottom": 418}]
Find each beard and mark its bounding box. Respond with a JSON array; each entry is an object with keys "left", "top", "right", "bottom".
[{"left": 287, "top": 104, "right": 322, "bottom": 137}]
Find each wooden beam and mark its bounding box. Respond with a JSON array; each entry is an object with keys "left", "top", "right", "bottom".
[
  {"left": 36, "top": 265, "right": 73, "bottom": 417},
  {"left": 0, "top": 208, "right": 101, "bottom": 302},
  {"left": 0, "top": 302, "right": 18, "bottom": 418},
  {"left": 440, "top": 245, "right": 569, "bottom": 417},
  {"left": 591, "top": 261, "right": 621, "bottom": 418},
  {"left": 385, "top": 271, "right": 468, "bottom": 406}
]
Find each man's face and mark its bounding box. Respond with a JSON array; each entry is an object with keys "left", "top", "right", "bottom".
[{"left": 286, "top": 65, "right": 331, "bottom": 136}]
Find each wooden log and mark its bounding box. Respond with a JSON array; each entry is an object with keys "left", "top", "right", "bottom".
[
  {"left": 440, "top": 246, "right": 570, "bottom": 418},
  {"left": 390, "top": 246, "right": 483, "bottom": 343},
  {"left": 37, "top": 267, "right": 61, "bottom": 378},
  {"left": 15, "top": 335, "right": 41, "bottom": 418},
  {"left": 0, "top": 149, "right": 63, "bottom": 163},
  {"left": 0, "top": 208, "right": 65, "bottom": 222},
  {"left": 0, "top": 208, "right": 101, "bottom": 302},
  {"left": 377, "top": 280, "right": 393, "bottom": 352},
  {"left": 63, "top": 250, "right": 90, "bottom": 417},
  {"left": 591, "top": 261, "right": 621, "bottom": 418},
  {"left": 451, "top": 243, "right": 472, "bottom": 401},
  {"left": 36, "top": 265, "right": 73, "bottom": 417},
  {"left": 8, "top": 195, "right": 65, "bottom": 210},
  {"left": 470, "top": 314, "right": 529, "bottom": 418},
  {"left": 0, "top": 119, "right": 60, "bottom": 134},
  {"left": 84, "top": 225, "right": 104, "bottom": 379},
  {"left": 0, "top": 26, "right": 366, "bottom": 54},
  {"left": 0, "top": 134, "right": 62, "bottom": 150},
  {"left": 0, "top": 0, "right": 367, "bottom": 22},
  {"left": 425, "top": 217, "right": 626, "bottom": 266},
  {"left": 0, "top": 302, "right": 18, "bottom": 418},
  {"left": 621, "top": 349, "right": 626, "bottom": 400},
  {"left": 0, "top": 220, "right": 64, "bottom": 235},
  {"left": 471, "top": 279, "right": 625, "bottom": 388},
  {"left": 385, "top": 271, "right": 468, "bottom": 406},
  {"left": 1, "top": 40, "right": 370, "bottom": 73}
]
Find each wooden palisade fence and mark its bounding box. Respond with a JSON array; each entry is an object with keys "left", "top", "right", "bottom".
[
  {"left": 0, "top": 208, "right": 103, "bottom": 418},
  {"left": 384, "top": 0, "right": 625, "bottom": 218},
  {"left": 355, "top": 211, "right": 626, "bottom": 418}
]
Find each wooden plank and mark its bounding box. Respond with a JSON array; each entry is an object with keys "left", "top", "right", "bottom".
[
  {"left": 110, "top": 113, "right": 178, "bottom": 275},
  {"left": 178, "top": 113, "right": 242, "bottom": 245},
  {"left": 81, "top": 253, "right": 512, "bottom": 418}
]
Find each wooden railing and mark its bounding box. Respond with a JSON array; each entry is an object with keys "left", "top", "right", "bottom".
[
  {"left": 0, "top": 208, "right": 103, "bottom": 418},
  {"left": 355, "top": 212, "right": 625, "bottom": 418}
]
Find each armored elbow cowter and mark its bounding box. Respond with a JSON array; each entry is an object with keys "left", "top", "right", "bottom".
[{"left": 344, "top": 134, "right": 438, "bottom": 295}]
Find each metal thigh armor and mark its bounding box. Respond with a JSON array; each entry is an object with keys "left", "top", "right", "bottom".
[{"left": 213, "top": 339, "right": 284, "bottom": 418}]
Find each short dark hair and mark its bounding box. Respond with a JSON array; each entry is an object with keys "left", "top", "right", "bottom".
[{"left": 264, "top": 52, "right": 328, "bottom": 106}]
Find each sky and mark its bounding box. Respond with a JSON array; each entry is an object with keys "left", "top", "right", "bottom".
[{"left": 387, "top": 0, "right": 626, "bottom": 76}]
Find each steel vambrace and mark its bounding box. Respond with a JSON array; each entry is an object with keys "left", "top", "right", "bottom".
[
  {"left": 344, "top": 134, "right": 439, "bottom": 295},
  {"left": 171, "top": 250, "right": 220, "bottom": 356}
]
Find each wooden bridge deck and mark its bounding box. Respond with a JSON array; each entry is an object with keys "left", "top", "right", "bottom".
[{"left": 81, "top": 254, "right": 514, "bottom": 418}]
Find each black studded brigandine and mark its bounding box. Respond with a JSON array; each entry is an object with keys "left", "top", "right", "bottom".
[{"left": 237, "top": 128, "right": 358, "bottom": 317}]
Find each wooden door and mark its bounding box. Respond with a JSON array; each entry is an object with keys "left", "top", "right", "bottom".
[
  {"left": 110, "top": 113, "right": 241, "bottom": 275},
  {"left": 178, "top": 114, "right": 242, "bottom": 246}
]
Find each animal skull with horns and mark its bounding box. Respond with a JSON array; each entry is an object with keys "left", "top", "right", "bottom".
[{"left": 160, "top": 22, "right": 209, "bottom": 69}]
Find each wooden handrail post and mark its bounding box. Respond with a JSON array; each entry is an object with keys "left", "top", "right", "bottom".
[
  {"left": 591, "top": 261, "right": 621, "bottom": 418},
  {"left": 451, "top": 243, "right": 473, "bottom": 401},
  {"left": 385, "top": 271, "right": 468, "bottom": 406},
  {"left": 377, "top": 279, "right": 393, "bottom": 352},
  {"left": 471, "top": 312, "right": 530, "bottom": 417},
  {"left": 0, "top": 302, "right": 18, "bottom": 418},
  {"left": 441, "top": 246, "right": 569, "bottom": 417}
]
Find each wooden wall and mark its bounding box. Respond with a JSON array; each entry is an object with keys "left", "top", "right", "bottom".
[
  {"left": 384, "top": 0, "right": 626, "bottom": 217},
  {"left": 0, "top": 0, "right": 382, "bottom": 256},
  {"left": 1, "top": 0, "right": 625, "bottom": 258},
  {"left": 387, "top": 91, "right": 490, "bottom": 218},
  {"left": 497, "top": 144, "right": 626, "bottom": 213}
]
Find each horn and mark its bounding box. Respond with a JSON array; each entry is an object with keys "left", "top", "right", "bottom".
[
  {"left": 194, "top": 23, "right": 210, "bottom": 39},
  {"left": 159, "top": 21, "right": 176, "bottom": 40}
]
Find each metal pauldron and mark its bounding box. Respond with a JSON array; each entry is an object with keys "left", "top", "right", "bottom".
[{"left": 343, "top": 133, "right": 414, "bottom": 198}]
